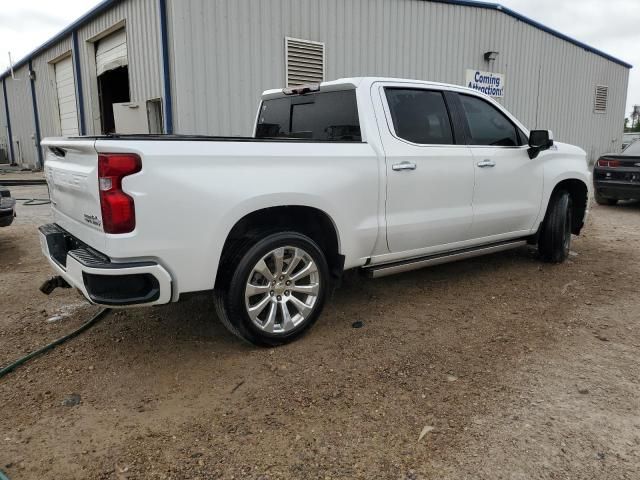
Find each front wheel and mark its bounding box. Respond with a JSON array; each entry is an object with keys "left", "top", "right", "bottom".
[
  {"left": 538, "top": 190, "right": 573, "bottom": 263},
  {"left": 214, "top": 232, "right": 329, "bottom": 346}
]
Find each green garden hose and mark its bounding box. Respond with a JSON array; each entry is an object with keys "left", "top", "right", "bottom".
[
  {"left": 15, "top": 198, "right": 51, "bottom": 206},
  {"left": 0, "top": 308, "right": 111, "bottom": 379}
]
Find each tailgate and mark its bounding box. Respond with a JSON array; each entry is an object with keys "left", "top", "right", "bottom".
[{"left": 42, "top": 138, "right": 106, "bottom": 250}]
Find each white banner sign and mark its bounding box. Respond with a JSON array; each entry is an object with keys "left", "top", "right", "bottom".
[{"left": 465, "top": 69, "right": 505, "bottom": 98}]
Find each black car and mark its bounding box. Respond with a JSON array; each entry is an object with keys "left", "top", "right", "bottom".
[
  {"left": 593, "top": 141, "right": 640, "bottom": 205},
  {"left": 0, "top": 186, "right": 16, "bottom": 227}
]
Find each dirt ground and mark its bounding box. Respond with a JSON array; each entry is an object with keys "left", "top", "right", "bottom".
[{"left": 1, "top": 184, "right": 639, "bottom": 480}]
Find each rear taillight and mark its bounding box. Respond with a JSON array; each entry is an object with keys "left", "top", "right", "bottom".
[
  {"left": 597, "top": 158, "right": 621, "bottom": 168},
  {"left": 98, "top": 153, "right": 141, "bottom": 234}
]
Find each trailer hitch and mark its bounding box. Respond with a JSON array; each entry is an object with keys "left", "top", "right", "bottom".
[{"left": 39, "top": 276, "right": 72, "bottom": 295}]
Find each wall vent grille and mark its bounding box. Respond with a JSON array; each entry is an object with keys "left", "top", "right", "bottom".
[
  {"left": 594, "top": 85, "right": 609, "bottom": 113},
  {"left": 285, "top": 37, "right": 325, "bottom": 86}
]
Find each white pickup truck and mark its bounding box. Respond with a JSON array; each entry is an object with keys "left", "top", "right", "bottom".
[{"left": 40, "top": 77, "right": 591, "bottom": 346}]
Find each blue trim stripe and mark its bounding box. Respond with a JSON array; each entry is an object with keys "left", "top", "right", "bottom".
[
  {"left": 158, "top": 0, "right": 174, "bottom": 134},
  {"left": 429, "top": 0, "right": 632, "bottom": 68},
  {"left": 2, "top": 78, "right": 15, "bottom": 163},
  {"left": 28, "top": 60, "right": 44, "bottom": 169},
  {"left": 72, "top": 31, "right": 87, "bottom": 135}
]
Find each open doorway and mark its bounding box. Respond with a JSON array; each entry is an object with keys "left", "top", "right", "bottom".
[
  {"left": 94, "top": 27, "right": 129, "bottom": 134},
  {"left": 97, "top": 66, "right": 130, "bottom": 134}
]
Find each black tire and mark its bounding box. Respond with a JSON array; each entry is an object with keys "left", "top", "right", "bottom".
[
  {"left": 538, "top": 190, "right": 573, "bottom": 263},
  {"left": 213, "top": 231, "right": 330, "bottom": 346},
  {"left": 594, "top": 190, "right": 618, "bottom": 206}
]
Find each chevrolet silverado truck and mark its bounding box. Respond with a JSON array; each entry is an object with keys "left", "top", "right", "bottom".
[{"left": 39, "top": 77, "right": 591, "bottom": 346}]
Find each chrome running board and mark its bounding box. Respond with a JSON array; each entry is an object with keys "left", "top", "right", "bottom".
[{"left": 364, "top": 239, "right": 528, "bottom": 278}]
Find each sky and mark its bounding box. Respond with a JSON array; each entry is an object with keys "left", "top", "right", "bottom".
[{"left": 0, "top": 0, "right": 638, "bottom": 119}]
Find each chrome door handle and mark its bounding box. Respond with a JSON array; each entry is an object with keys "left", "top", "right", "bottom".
[
  {"left": 392, "top": 161, "right": 417, "bottom": 171},
  {"left": 476, "top": 159, "right": 496, "bottom": 168}
]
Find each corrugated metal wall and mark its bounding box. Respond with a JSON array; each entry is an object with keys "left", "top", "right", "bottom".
[
  {"left": 167, "top": 0, "right": 629, "bottom": 161},
  {"left": 75, "top": 0, "right": 163, "bottom": 135},
  {"left": 0, "top": 0, "right": 630, "bottom": 166},
  {"left": 0, "top": 0, "right": 163, "bottom": 165},
  {"left": 0, "top": 83, "right": 8, "bottom": 163},
  {"left": 3, "top": 65, "right": 37, "bottom": 166},
  {"left": 32, "top": 37, "right": 74, "bottom": 141}
]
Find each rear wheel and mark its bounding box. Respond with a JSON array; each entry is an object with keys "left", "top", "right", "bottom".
[
  {"left": 538, "top": 190, "right": 573, "bottom": 263},
  {"left": 214, "top": 232, "right": 329, "bottom": 346},
  {"left": 594, "top": 190, "right": 618, "bottom": 206}
]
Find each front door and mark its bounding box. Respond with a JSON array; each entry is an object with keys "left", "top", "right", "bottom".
[{"left": 457, "top": 93, "right": 544, "bottom": 239}]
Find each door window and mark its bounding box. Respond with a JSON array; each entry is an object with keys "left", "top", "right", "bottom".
[
  {"left": 385, "top": 88, "right": 454, "bottom": 145},
  {"left": 460, "top": 94, "right": 523, "bottom": 147}
]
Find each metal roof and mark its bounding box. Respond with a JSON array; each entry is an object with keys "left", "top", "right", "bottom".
[{"left": 0, "top": 0, "right": 632, "bottom": 81}]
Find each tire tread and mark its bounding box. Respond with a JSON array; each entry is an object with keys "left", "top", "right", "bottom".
[{"left": 539, "top": 190, "right": 572, "bottom": 263}]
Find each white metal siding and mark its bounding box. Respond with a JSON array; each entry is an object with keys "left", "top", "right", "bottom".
[
  {"left": 54, "top": 56, "right": 79, "bottom": 136},
  {"left": 167, "top": 0, "right": 629, "bottom": 161},
  {"left": 32, "top": 37, "right": 73, "bottom": 141},
  {"left": 95, "top": 29, "right": 128, "bottom": 76},
  {"left": 0, "top": 0, "right": 631, "bottom": 166}
]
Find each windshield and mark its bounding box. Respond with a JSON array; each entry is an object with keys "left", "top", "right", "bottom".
[
  {"left": 622, "top": 140, "right": 640, "bottom": 155},
  {"left": 255, "top": 90, "right": 361, "bottom": 141}
]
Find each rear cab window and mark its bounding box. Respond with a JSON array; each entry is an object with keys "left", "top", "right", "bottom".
[{"left": 256, "top": 90, "right": 362, "bottom": 141}]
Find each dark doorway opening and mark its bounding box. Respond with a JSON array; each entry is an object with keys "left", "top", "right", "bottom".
[{"left": 98, "top": 66, "right": 130, "bottom": 134}]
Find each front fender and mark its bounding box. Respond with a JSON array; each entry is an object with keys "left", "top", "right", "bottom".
[{"left": 535, "top": 142, "right": 591, "bottom": 230}]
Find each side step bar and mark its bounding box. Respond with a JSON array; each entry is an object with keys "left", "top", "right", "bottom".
[{"left": 364, "top": 239, "right": 528, "bottom": 279}]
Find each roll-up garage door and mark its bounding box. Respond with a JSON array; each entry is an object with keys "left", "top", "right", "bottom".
[
  {"left": 54, "top": 56, "right": 79, "bottom": 137},
  {"left": 95, "top": 29, "right": 128, "bottom": 76}
]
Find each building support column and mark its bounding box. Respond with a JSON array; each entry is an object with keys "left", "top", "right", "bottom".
[
  {"left": 72, "top": 30, "right": 87, "bottom": 135},
  {"left": 159, "top": 0, "right": 174, "bottom": 134},
  {"left": 28, "top": 60, "right": 43, "bottom": 169},
  {"left": 1, "top": 78, "right": 15, "bottom": 164}
]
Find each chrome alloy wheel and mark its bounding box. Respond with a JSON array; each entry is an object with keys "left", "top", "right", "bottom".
[{"left": 244, "top": 246, "right": 320, "bottom": 334}]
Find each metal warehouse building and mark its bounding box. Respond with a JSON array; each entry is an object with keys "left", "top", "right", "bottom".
[{"left": 0, "top": 0, "right": 631, "bottom": 168}]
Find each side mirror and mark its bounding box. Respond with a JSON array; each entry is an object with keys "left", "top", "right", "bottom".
[{"left": 528, "top": 130, "right": 554, "bottom": 159}]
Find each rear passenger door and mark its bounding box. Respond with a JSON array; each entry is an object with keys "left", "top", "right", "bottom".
[
  {"left": 378, "top": 85, "right": 475, "bottom": 254},
  {"left": 456, "top": 94, "right": 544, "bottom": 239}
]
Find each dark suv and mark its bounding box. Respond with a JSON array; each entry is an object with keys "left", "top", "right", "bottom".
[
  {"left": 593, "top": 141, "right": 640, "bottom": 205},
  {"left": 0, "top": 186, "right": 16, "bottom": 227}
]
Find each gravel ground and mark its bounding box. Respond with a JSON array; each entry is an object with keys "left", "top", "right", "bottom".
[{"left": 1, "top": 185, "right": 639, "bottom": 479}]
